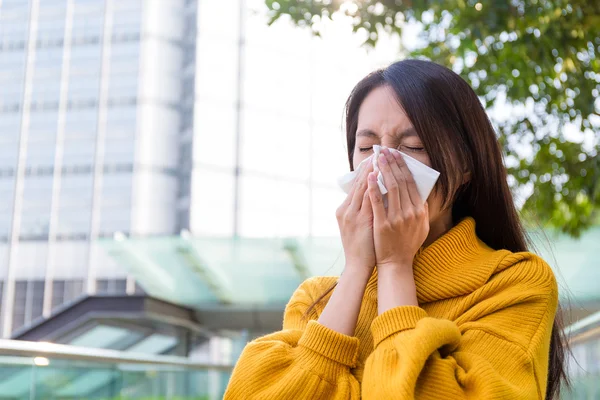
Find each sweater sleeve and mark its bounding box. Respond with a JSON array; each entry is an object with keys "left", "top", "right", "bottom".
[
  {"left": 224, "top": 277, "right": 361, "bottom": 400},
  {"left": 362, "top": 256, "right": 559, "bottom": 400}
]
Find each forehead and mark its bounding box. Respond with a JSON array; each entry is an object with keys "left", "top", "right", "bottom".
[{"left": 357, "top": 85, "right": 413, "bottom": 135}]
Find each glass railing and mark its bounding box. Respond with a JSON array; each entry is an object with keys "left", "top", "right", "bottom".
[
  {"left": 562, "top": 311, "right": 600, "bottom": 399},
  {"left": 0, "top": 339, "right": 233, "bottom": 399}
]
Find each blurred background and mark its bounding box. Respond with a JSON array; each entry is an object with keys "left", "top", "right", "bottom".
[{"left": 0, "top": 0, "right": 598, "bottom": 399}]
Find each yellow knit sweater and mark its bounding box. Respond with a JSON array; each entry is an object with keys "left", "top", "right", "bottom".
[{"left": 224, "top": 218, "right": 558, "bottom": 399}]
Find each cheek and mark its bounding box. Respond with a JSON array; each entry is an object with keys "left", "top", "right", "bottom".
[
  {"left": 413, "top": 153, "right": 432, "bottom": 168},
  {"left": 353, "top": 152, "right": 368, "bottom": 170}
]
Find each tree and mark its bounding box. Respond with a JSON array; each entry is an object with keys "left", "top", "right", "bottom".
[{"left": 266, "top": 0, "right": 600, "bottom": 237}]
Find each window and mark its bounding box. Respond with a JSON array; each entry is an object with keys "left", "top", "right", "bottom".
[
  {"left": 69, "top": 44, "right": 102, "bottom": 74},
  {"left": 52, "top": 279, "right": 85, "bottom": 307},
  {"left": 62, "top": 137, "right": 97, "bottom": 166},
  {"left": 12, "top": 281, "right": 27, "bottom": 331},
  {"left": 51, "top": 280, "right": 65, "bottom": 309},
  {"left": 30, "top": 280, "right": 45, "bottom": 322},
  {"left": 71, "top": 8, "right": 103, "bottom": 39},
  {"left": 59, "top": 175, "right": 93, "bottom": 206},
  {"left": 28, "top": 110, "right": 59, "bottom": 140},
  {"left": 22, "top": 175, "right": 53, "bottom": 205},
  {"left": 25, "top": 139, "right": 58, "bottom": 169},
  {"left": 34, "top": 50, "right": 64, "bottom": 85},
  {"left": 107, "top": 72, "right": 138, "bottom": 101},
  {"left": 98, "top": 205, "right": 131, "bottom": 235},
  {"left": 67, "top": 72, "right": 101, "bottom": 103},
  {"left": 37, "top": 16, "right": 66, "bottom": 42},
  {"left": 0, "top": 213, "right": 14, "bottom": 240},
  {"left": 64, "top": 279, "right": 84, "bottom": 303},
  {"left": 31, "top": 72, "right": 63, "bottom": 109},
  {"left": 96, "top": 278, "right": 127, "bottom": 294},
  {"left": 101, "top": 172, "right": 132, "bottom": 202},
  {"left": 10, "top": 279, "right": 46, "bottom": 331},
  {"left": 56, "top": 207, "right": 91, "bottom": 236},
  {"left": 64, "top": 109, "right": 98, "bottom": 138},
  {"left": 0, "top": 18, "right": 28, "bottom": 43},
  {"left": 0, "top": 51, "right": 26, "bottom": 76},
  {"left": 38, "top": 1, "right": 67, "bottom": 21},
  {"left": 20, "top": 176, "right": 53, "bottom": 238},
  {"left": 112, "top": 8, "right": 142, "bottom": 39},
  {"left": 0, "top": 113, "right": 21, "bottom": 144},
  {"left": 105, "top": 105, "right": 136, "bottom": 137},
  {"left": 110, "top": 42, "right": 140, "bottom": 68}
]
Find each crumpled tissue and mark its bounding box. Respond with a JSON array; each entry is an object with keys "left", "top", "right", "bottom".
[{"left": 337, "top": 145, "right": 440, "bottom": 205}]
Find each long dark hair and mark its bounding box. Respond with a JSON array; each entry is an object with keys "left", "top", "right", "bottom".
[{"left": 306, "top": 60, "right": 569, "bottom": 399}]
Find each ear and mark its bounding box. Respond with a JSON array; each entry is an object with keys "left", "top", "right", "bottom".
[{"left": 462, "top": 171, "right": 472, "bottom": 185}]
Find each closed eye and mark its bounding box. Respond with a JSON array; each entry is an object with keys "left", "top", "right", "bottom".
[
  {"left": 359, "top": 147, "right": 373, "bottom": 153},
  {"left": 400, "top": 145, "right": 425, "bottom": 153}
]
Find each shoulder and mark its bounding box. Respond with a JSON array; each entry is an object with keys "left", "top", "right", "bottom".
[
  {"left": 488, "top": 251, "right": 558, "bottom": 303},
  {"left": 497, "top": 252, "right": 557, "bottom": 287}
]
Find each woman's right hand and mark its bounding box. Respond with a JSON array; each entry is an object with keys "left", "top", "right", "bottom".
[{"left": 336, "top": 159, "right": 376, "bottom": 272}]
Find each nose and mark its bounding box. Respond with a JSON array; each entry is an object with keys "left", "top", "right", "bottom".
[{"left": 380, "top": 140, "right": 396, "bottom": 150}]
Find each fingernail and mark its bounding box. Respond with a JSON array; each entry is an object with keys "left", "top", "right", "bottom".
[
  {"left": 379, "top": 154, "right": 387, "bottom": 164},
  {"left": 368, "top": 172, "right": 377, "bottom": 182}
]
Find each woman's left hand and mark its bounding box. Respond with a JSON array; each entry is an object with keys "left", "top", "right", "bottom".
[{"left": 367, "top": 148, "right": 430, "bottom": 272}]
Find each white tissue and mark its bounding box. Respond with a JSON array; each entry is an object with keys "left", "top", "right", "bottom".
[{"left": 337, "top": 145, "right": 440, "bottom": 205}]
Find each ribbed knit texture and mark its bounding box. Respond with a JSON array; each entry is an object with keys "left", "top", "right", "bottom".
[{"left": 224, "top": 218, "right": 558, "bottom": 399}]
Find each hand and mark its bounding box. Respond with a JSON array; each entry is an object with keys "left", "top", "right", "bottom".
[
  {"left": 336, "top": 159, "right": 376, "bottom": 272},
  {"left": 367, "top": 148, "right": 430, "bottom": 271}
]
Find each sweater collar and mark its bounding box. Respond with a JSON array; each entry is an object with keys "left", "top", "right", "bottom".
[{"left": 365, "top": 217, "right": 504, "bottom": 303}]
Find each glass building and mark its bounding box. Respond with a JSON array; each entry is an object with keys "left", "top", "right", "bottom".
[
  {"left": 0, "top": 0, "right": 395, "bottom": 339},
  {"left": 0, "top": 0, "right": 599, "bottom": 396}
]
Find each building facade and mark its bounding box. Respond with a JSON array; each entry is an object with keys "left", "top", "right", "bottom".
[{"left": 0, "top": 0, "right": 394, "bottom": 338}]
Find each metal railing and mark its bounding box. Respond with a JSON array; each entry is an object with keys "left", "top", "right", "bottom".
[
  {"left": 0, "top": 339, "right": 234, "bottom": 399},
  {"left": 0, "top": 339, "right": 233, "bottom": 370}
]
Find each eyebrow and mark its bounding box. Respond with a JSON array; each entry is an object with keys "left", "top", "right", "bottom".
[{"left": 356, "top": 127, "right": 419, "bottom": 141}]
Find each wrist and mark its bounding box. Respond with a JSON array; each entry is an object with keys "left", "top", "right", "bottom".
[
  {"left": 341, "top": 263, "right": 373, "bottom": 284},
  {"left": 377, "top": 265, "right": 418, "bottom": 313},
  {"left": 377, "top": 262, "right": 414, "bottom": 277}
]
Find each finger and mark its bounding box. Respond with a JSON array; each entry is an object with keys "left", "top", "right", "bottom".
[
  {"left": 382, "top": 148, "right": 406, "bottom": 214},
  {"left": 341, "top": 182, "right": 356, "bottom": 208},
  {"left": 361, "top": 187, "right": 373, "bottom": 216},
  {"left": 342, "top": 160, "right": 369, "bottom": 206},
  {"left": 368, "top": 171, "right": 386, "bottom": 223},
  {"left": 392, "top": 151, "right": 422, "bottom": 206},
  {"left": 377, "top": 152, "right": 403, "bottom": 214},
  {"left": 349, "top": 160, "right": 373, "bottom": 212},
  {"left": 344, "top": 159, "right": 367, "bottom": 207},
  {"left": 382, "top": 148, "right": 404, "bottom": 183}
]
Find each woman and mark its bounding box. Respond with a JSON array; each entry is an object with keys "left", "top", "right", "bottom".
[{"left": 224, "top": 60, "right": 568, "bottom": 399}]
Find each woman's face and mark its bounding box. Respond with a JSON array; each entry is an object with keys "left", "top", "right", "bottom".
[{"left": 353, "top": 85, "right": 449, "bottom": 228}]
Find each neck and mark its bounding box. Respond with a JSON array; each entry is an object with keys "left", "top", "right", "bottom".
[{"left": 424, "top": 211, "right": 454, "bottom": 247}]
